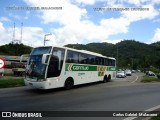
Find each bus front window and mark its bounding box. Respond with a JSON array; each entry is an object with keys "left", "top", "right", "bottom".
[{"left": 26, "top": 47, "right": 51, "bottom": 80}]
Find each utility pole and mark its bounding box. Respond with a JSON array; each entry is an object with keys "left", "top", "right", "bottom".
[
  {"left": 44, "top": 33, "right": 52, "bottom": 46},
  {"left": 116, "top": 44, "right": 118, "bottom": 70}
]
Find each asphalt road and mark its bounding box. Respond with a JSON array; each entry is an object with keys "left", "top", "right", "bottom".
[{"left": 0, "top": 73, "right": 160, "bottom": 120}]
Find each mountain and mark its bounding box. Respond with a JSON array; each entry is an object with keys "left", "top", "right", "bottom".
[{"left": 65, "top": 40, "right": 160, "bottom": 70}]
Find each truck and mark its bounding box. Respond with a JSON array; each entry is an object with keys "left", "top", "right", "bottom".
[{"left": 0, "top": 68, "right": 4, "bottom": 77}]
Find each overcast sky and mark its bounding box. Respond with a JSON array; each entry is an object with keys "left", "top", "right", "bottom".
[{"left": 0, "top": 0, "right": 160, "bottom": 47}]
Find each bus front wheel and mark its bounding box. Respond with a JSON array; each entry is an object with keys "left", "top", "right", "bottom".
[{"left": 64, "top": 77, "right": 74, "bottom": 90}]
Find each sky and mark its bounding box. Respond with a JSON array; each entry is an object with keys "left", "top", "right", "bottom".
[{"left": 0, "top": 0, "right": 160, "bottom": 47}]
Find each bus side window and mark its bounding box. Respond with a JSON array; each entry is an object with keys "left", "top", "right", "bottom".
[
  {"left": 108, "top": 59, "right": 112, "bottom": 66},
  {"left": 90, "top": 56, "right": 95, "bottom": 65},
  {"left": 73, "top": 52, "right": 79, "bottom": 63},
  {"left": 66, "top": 51, "right": 73, "bottom": 63},
  {"left": 111, "top": 60, "right": 115, "bottom": 66},
  {"left": 79, "top": 53, "right": 86, "bottom": 64},
  {"left": 66, "top": 50, "right": 78, "bottom": 63},
  {"left": 95, "top": 57, "right": 99, "bottom": 65},
  {"left": 99, "top": 58, "right": 104, "bottom": 65},
  {"left": 105, "top": 59, "right": 108, "bottom": 66}
]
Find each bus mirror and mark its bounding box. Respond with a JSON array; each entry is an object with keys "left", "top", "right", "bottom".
[
  {"left": 20, "top": 54, "right": 29, "bottom": 63},
  {"left": 42, "top": 54, "right": 50, "bottom": 65}
]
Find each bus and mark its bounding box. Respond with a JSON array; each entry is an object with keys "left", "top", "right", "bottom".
[{"left": 24, "top": 46, "right": 116, "bottom": 89}]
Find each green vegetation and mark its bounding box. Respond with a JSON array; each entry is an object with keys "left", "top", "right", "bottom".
[
  {"left": 0, "top": 43, "right": 32, "bottom": 56},
  {"left": 150, "top": 67, "right": 160, "bottom": 74},
  {"left": 4, "top": 73, "right": 14, "bottom": 76},
  {"left": 141, "top": 76, "right": 160, "bottom": 82},
  {"left": 0, "top": 40, "right": 160, "bottom": 71},
  {"left": 65, "top": 40, "right": 160, "bottom": 71},
  {"left": 0, "top": 78, "right": 25, "bottom": 88},
  {"left": 150, "top": 114, "right": 160, "bottom": 120}
]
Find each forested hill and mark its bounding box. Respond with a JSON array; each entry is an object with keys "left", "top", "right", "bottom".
[
  {"left": 0, "top": 40, "right": 160, "bottom": 69},
  {"left": 65, "top": 40, "right": 160, "bottom": 69},
  {"left": 0, "top": 43, "right": 32, "bottom": 56}
]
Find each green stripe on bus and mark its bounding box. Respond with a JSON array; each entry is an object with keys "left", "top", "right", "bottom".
[
  {"left": 65, "top": 64, "right": 116, "bottom": 71},
  {"left": 107, "top": 67, "right": 116, "bottom": 71},
  {"left": 65, "top": 64, "right": 97, "bottom": 71}
]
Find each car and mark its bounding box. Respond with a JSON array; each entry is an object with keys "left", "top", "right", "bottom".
[
  {"left": 157, "top": 74, "right": 160, "bottom": 79},
  {"left": 131, "top": 70, "right": 136, "bottom": 73},
  {"left": 125, "top": 70, "right": 132, "bottom": 76},
  {"left": 146, "top": 71, "right": 156, "bottom": 77},
  {"left": 116, "top": 71, "right": 126, "bottom": 78},
  {"left": 0, "top": 68, "right": 4, "bottom": 77},
  {"left": 137, "top": 69, "right": 141, "bottom": 72}
]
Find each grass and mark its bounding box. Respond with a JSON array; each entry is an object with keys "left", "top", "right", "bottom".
[
  {"left": 4, "top": 73, "right": 14, "bottom": 76},
  {"left": 150, "top": 114, "right": 160, "bottom": 120},
  {"left": 141, "top": 76, "right": 160, "bottom": 82},
  {"left": 0, "top": 78, "right": 25, "bottom": 88}
]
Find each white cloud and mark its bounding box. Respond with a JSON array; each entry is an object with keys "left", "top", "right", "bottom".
[
  {"left": 127, "top": 0, "right": 141, "bottom": 6},
  {"left": 0, "top": 17, "right": 11, "bottom": 22},
  {"left": 100, "top": 17, "right": 130, "bottom": 34},
  {"left": 106, "top": 0, "right": 157, "bottom": 7},
  {"left": 9, "top": 13, "right": 21, "bottom": 20},
  {"left": 24, "top": 0, "right": 132, "bottom": 46},
  {"left": 0, "top": 21, "right": 46, "bottom": 47},
  {"left": 51, "top": 21, "right": 107, "bottom": 46},
  {"left": 0, "top": 22, "right": 5, "bottom": 32},
  {"left": 24, "top": 0, "right": 87, "bottom": 25},
  {"left": 104, "top": 0, "right": 160, "bottom": 22},
  {"left": 101, "top": 39, "right": 122, "bottom": 44},
  {"left": 121, "top": 4, "right": 159, "bottom": 22},
  {"left": 0, "top": 22, "right": 13, "bottom": 46},
  {"left": 20, "top": 27, "right": 45, "bottom": 47},
  {"left": 22, "top": 0, "right": 160, "bottom": 46},
  {"left": 51, "top": 17, "right": 131, "bottom": 46},
  {"left": 73, "top": 0, "right": 96, "bottom": 5},
  {"left": 151, "top": 28, "right": 160, "bottom": 43},
  {"left": 152, "top": 0, "right": 160, "bottom": 5}
]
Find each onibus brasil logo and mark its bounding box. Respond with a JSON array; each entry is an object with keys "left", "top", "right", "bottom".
[{"left": 0, "top": 58, "right": 5, "bottom": 69}]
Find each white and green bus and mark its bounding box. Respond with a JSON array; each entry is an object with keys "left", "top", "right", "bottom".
[{"left": 24, "top": 46, "right": 116, "bottom": 89}]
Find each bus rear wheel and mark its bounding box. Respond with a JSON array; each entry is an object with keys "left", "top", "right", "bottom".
[
  {"left": 64, "top": 77, "right": 74, "bottom": 90},
  {"left": 103, "top": 75, "right": 107, "bottom": 83},
  {"left": 107, "top": 74, "right": 111, "bottom": 82}
]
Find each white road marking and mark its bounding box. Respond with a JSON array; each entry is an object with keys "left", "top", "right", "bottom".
[
  {"left": 123, "top": 105, "right": 160, "bottom": 120},
  {"left": 131, "top": 74, "right": 139, "bottom": 83},
  {"left": 145, "top": 104, "right": 160, "bottom": 111}
]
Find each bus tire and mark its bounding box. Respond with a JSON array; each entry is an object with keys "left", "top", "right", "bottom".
[
  {"left": 64, "top": 77, "right": 74, "bottom": 90},
  {"left": 107, "top": 74, "right": 111, "bottom": 82},
  {"left": 103, "top": 75, "right": 107, "bottom": 83}
]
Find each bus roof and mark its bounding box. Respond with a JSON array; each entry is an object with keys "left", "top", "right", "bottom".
[{"left": 35, "top": 46, "right": 116, "bottom": 60}]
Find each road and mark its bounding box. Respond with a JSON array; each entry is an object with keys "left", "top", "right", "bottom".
[{"left": 0, "top": 72, "right": 160, "bottom": 120}]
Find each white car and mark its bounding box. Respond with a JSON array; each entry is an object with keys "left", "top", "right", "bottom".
[
  {"left": 146, "top": 71, "right": 157, "bottom": 77},
  {"left": 125, "top": 70, "right": 132, "bottom": 76},
  {"left": 116, "top": 71, "right": 126, "bottom": 78},
  {"left": 0, "top": 68, "right": 4, "bottom": 77}
]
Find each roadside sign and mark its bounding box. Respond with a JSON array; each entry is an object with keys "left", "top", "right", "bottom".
[{"left": 0, "top": 58, "right": 5, "bottom": 69}]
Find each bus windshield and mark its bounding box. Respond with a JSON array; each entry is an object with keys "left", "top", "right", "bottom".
[{"left": 26, "top": 47, "right": 52, "bottom": 80}]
